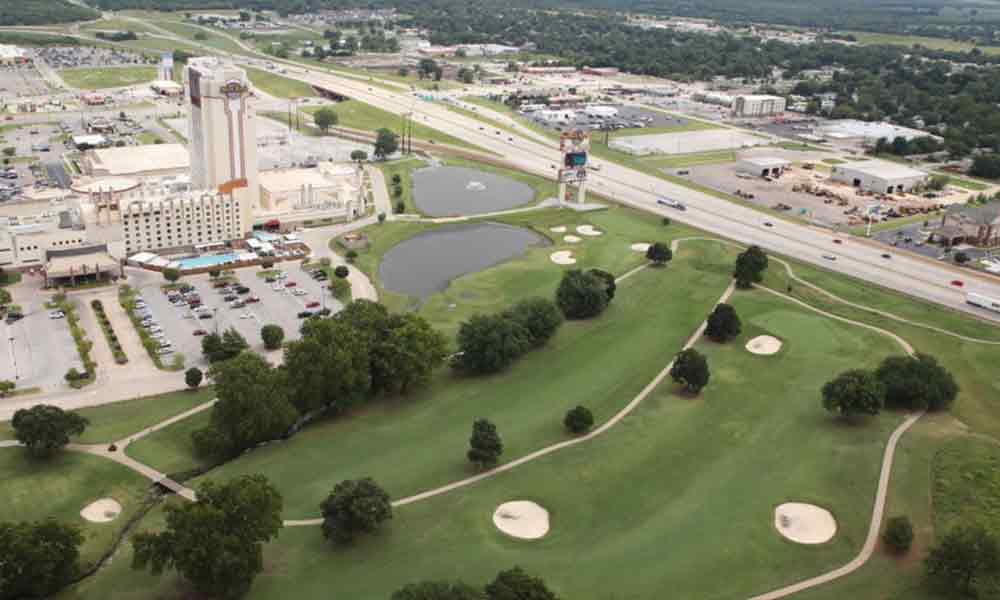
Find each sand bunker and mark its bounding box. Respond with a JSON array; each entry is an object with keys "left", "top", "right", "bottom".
[
  {"left": 550, "top": 251, "right": 577, "bottom": 265},
  {"left": 80, "top": 498, "right": 122, "bottom": 523},
  {"left": 774, "top": 503, "right": 837, "bottom": 544},
  {"left": 631, "top": 242, "right": 651, "bottom": 253},
  {"left": 563, "top": 235, "right": 581, "bottom": 243},
  {"left": 576, "top": 225, "right": 603, "bottom": 237},
  {"left": 746, "top": 335, "right": 783, "bottom": 355},
  {"left": 549, "top": 226, "right": 567, "bottom": 233},
  {"left": 493, "top": 501, "right": 550, "bottom": 540}
]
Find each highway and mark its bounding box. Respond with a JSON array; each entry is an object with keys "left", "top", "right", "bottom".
[{"left": 245, "top": 61, "right": 1000, "bottom": 322}]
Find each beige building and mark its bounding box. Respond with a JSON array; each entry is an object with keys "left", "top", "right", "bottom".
[
  {"left": 732, "top": 94, "right": 786, "bottom": 118},
  {"left": 121, "top": 188, "right": 251, "bottom": 255},
  {"left": 258, "top": 163, "right": 362, "bottom": 216},
  {"left": 82, "top": 144, "right": 190, "bottom": 178},
  {"left": 187, "top": 56, "right": 260, "bottom": 209},
  {"left": 0, "top": 210, "right": 88, "bottom": 270}
]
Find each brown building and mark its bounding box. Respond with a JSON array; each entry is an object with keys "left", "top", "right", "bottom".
[{"left": 930, "top": 204, "right": 1000, "bottom": 247}]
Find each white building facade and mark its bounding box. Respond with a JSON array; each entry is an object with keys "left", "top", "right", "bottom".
[
  {"left": 732, "top": 95, "right": 786, "bottom": 118},
  {"left": 121, "top": 190, "right": 251, "bottom": 255},
  {"left": 830, "top": 160, "right": 928, "bottom": 194}
]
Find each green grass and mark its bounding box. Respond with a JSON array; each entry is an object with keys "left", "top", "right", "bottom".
[
  {"left": 606, "top": 117, "right": 720, "bottom": 140},
  {"left": 66, "top": 283, "right": 906, "bottom": 599},
  {"left": 932, "top": 435, "right": 1000, "bottom": 536},
  {"left": 151, "top": 20, "right": 246, "bottom": 54},
  {"left": 136, "top": 131, "right": 163, "bottom": 145},
  {"left": 848, "top": 31, "right": 1000, "bottom": 55},
  {"left": 938, "top": 174, "right": 989, "bottom": 191},
  {"left": 376, "top": 156, "right": 427, "bottom": 215},
  {"left": 0, "top": 388, "right": 215, "bottom": 444},
  {"left": 120, "top": 37, "right": 204, "bottom": 56},
  {"left": 246, "top": 67, "right": 317, "bottom": 99},
  {"left": 0, "top": 449, "right": 150, "bottom": 571},
  {"left": 301, "top": 101, "right": 481, "bottom": 152},
  {"left": 58, "top": 66, "right": 157, "bottom": 90},
  {"left": 639, "top": 149, "right": 737, "bottom": 169},
  {"left": 822, "top": 158, "right": 847, "bottom": 165},
  {"left": 80, "top": 18, "right": 159, "bottom": 34}
]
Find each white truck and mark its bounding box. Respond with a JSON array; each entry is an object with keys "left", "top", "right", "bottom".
[{"left": 967, "top": 292, "right": 1000, "bottom": 313}]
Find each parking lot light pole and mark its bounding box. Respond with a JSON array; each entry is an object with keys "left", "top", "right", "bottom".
[
  {"left": 8, "top": 335, "right": 17, "bottom": 381},
  {"left": 213, "top": 308, "right": 219, "bottom": 335}
]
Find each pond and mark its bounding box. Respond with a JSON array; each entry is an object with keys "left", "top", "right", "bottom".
[
  {"left": 379, "top": 222, "right": 547, "bottom": 300},
  {"left": 411, "top": 166, "right": 535, "bottom": 217}
]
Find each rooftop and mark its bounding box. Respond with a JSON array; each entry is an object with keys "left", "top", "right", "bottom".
[
  {"left": 88, "top": 143, "right": 189, "bottom": 176},
  {"left": 258, "top": 164, "right": 358, "bottom": 193},
  {"left": 835, "top": 160, "right": 927, "bottom": 180},
  {"left": 740, "top": 156, "right": 791, "bottom": 167}
]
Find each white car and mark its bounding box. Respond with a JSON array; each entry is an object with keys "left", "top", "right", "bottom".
[
  {"left": 239, "top": 312, "right": 253, "bottom": 319},
  {"left": 292, "top": 289, "right": 307, "bottom": 296},
  {"left": 48, "top": 310, "right": 65, "bottom": 319},
  {"left": 272, "top": 284, "right": 284, "bottom": 292}
]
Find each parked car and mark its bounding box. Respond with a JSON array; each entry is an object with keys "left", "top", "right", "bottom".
[
  {"left": 235, "top": 286, "right": 250, "bottom": 295},
  {"left": 306, "top": 301, "right": 320, "bottom": 308},
  {"left": 198, "top": 313, "right": 213, "bottom": 319},
  {"left": 951, "top": 279, "right": 965, "bottom": 287},
  {"left": 230, "top": 300, "right": 245, "bottom": 309},
  {"left": 5, "top": 313, "right": 23, "bottom": 324},
  {"left": 285, "top": 281, "right": 297, "bottom": 288},
  {"left": 223, "top": 294, "right": 237, "bottom": 302},
  {"left": 49, "top": 310, "right": 65, "bottom": 319},
  {"left": 245, "top": 296, "right": 260, "bottom": 303},
  {"left": 193, "top": 329, "right": 208, "bottom": 336},
  {"left": 297, "top": 310, "right": 313, "bottom": 319}
]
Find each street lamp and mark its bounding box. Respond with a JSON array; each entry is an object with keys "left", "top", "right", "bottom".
[
  {"left": 8, "top": 335, "right": 17, "bottom": 381},
  {"left": 213, "top": 308, "right": 219, "bottom": 335}
]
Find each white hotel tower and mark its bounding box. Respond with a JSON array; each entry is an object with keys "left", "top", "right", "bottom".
[{"left": 186, "top": 56, "right": 260, "bottom": 210}]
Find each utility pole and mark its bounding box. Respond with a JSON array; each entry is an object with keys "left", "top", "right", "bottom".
[{"left": 8, "top": 336, "right": 17, "bottom": 381}]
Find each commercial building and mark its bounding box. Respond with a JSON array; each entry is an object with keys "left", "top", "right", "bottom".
[
  {"left": 584, "top": 105, "right": 618, "bottom": 119},
  {"left": 732, "top": 95, "right": 786, "bottom": 118},
  {"left": 44, "top": 244, "right": 120, "bottom": 286},
  {"left": 0, "top": 209, "right": 88, "bottom": 269},
  {"left": 71, "top": 134, "right": 110, "bottom": 150},
  {"left": 120, "top": 187, "right": 251, "bottom": 255},
  {"left": 150, "top": 80, "right": 183, "bottom": 96},
  {"left": 930, "top": 204, "right": 1000, "bottom": 247},
  {"left": 258, "top": 163, "right": 362, "bottom": 216},
  {"left": 830, "top": 160, "right": 928, "bottom": 194},
  {"left": 816, "top": 119, "right": 939, "bottom": 143},
  {"left": 737, "top": 157, "right": 790, "bottom": 177},
  {"left": 187, "top": 56, "right": 259, "bottom": 210},
  {"left": 82, "top": 143, "right": 190, "bottom": 177}
]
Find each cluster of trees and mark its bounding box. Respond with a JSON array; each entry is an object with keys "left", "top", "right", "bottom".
[
  {"left": 417, "top": 58, "right": 444, "bottom": 81},
  {"left": 1, "top": 0, "right": 97, "bottom": 26},
  {"left": 392, "top": 566, "right": 558, "bottom": 600},
  {"left": 94, "top": 30, "right": 139, "bottom": 42},
  {"left": 970, "top": 154, "right": 1000, "bottom": 179},
  {"left": 454, "top": 297, "right": 563, "bottom": 374},
  {"left": 0, "top": 519, "right": 83, "bottom": 598},
  {"left": 821, "top": 354, "right": 958, "bottom": 419},
  {"left": 193, "top": 300, "right": 447, "bottom": 460},
  {"left": 374, "top": 128, "right": 400, "bottom": 160},
  {"left": 11, "top": 404, "right": 88, "bottom": 458},
  {"left": 872, "top": 135, "right": 944, "bottom": 158},
  {"left": 201, "top": 327, "right": 250, "bottom": 363},
  {"left": 925, "top": 524, "right": 1000, "bottom": 598}
]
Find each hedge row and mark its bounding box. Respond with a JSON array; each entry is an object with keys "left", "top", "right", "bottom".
[{"left": 90, "top": 299, "right": 127, "bottom": 364}]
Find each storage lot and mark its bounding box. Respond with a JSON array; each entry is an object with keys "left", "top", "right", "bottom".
[
  {"left": 124, "top": 265, "right": 343, "bottom": 367},
  {"left": 0, "top": 64, "right": 49, "bottom": 97}
]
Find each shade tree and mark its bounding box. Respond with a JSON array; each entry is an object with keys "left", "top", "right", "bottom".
[
  {"left": 669, "top": 348, "right": 710, "bottom": 394},
  {"left": 319, "top": 478, "right": 393, "bottom": 544},
  {"left": 11, "top": 404, "right": 88, "bottom": 457},
  {"left": 468, "top": 418, "right": 503, "bottom": 468},
  {"left": 821, "top": 369, "right": 885, "bottom": 418}
]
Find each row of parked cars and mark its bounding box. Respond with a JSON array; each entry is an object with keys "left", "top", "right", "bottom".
[{"left": 134, "top": 295, "right": 175, "bottom": 356}]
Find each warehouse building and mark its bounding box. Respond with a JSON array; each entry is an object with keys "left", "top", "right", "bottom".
[
  {"left": 830, "top": 160, "right": 927, "bottom": 194},
  {"left": 732, "top": 94, "right": 786, "bottom": 118},
  {"left": 737, "top": 157, "right": 790, "bottom": 177}
]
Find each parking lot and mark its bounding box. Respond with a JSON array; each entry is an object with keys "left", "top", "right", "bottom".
[
  {"left": 0, "top": 64, "right": 50, "bottom": 98},
  {"left": 0, "top": 122, "right": 66, "bottom": 200},
  {"left": 523, "top": 104, "right": 689, "bottom": 133},
  {"left": 0, "top": 279, "right": 83, "bottom": 391},
  {"left": 35, "top": 46, "right": 154, "bottom": 70},
  {"left": 124, "top": 263, "right": 343, "bottom": 367}
]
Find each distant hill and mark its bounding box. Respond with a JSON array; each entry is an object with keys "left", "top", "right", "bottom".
[{"left": 0, "top": 0, "right": 100, "bottom": 26}]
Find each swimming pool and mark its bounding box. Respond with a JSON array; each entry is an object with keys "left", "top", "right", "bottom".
[{"left": 176, "top": 253, "right": 239, "bottom": 270}]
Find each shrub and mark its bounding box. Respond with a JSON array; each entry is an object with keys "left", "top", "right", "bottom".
[
  {"left": 503, "top": 298, "right": 563, "bottom": 348},
  {"left": 454, "top": 314, "right": 531, "bottom": 374},
  {"left": 555, "top": 269, "right": 610, "bottom": 319},
  {"left": 185, "top": 367, "right": 203, "bottom": 389},
  {"left": 883, "top": 515, "right": 913, "bottom": 554},
  {"left": 704, "top": 303, "right": 741, "bottom": 343},
  {"left": 874, "top": 354, "right": 958, "bottom": 411},
  {"left": 646, "top": 241, "right": 673, "bottom": 265},
  {"left": 261, "top": 324, "right": 285, "bottom": 350},
  {"left": 345, "top": 250, "right": 358, "bottom": 263},
  {"left": 564, "top": 405, "right": 594, "bottom": 434},
  {"left": 334, "top": 265, "right": 350, "bottom": 279}
]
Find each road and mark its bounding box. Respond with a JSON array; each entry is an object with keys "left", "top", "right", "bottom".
[{"left": 237, "top": 58, "right": 1000, "bottom": 322}]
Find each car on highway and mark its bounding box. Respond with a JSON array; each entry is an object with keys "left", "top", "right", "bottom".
[
  {"left": 192, "top": 329, "right": 208, "bottom": 336},
  {"left": 833, "top": 239, "right": 843, "bottom": 245},
  {"left": 822, "top": 254, "right": 837, "bottom": 261},
  {"left": 951, "top": 280, "right": 965, "bottom": 287},
  {"left": 881, "top": 253, "right": 891, "bottom": 259},
  {"left": 763, "top": 221, "right": 773, "bottom": 228},
  {"left": 48, "top": 310, "right": 65, "bottom": 319},
  {"left": 656, "top": 197, "right": 686, "bottom": 211},
  {"left": 198, "top": 313, "right": 213, "bottom": 319}
]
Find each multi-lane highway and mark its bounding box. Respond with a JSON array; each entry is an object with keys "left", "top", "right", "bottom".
[{"left": 243, "top": 61, "right": 1000, "bottom": 322}]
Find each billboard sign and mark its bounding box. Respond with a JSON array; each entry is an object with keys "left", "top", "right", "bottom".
[{"left": 564, "top": 152, "right": 587, "bottom": 168}]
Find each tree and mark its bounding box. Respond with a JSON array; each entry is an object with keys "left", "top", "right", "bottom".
[
  {"left": 555, "top": 269, "right": 609, "bottom": 320},
  {"left": 334, "top": 265, "right": 350, "bottom": 278},
  {"left": 201, "top": 327, "right": 249, "bottom": 363},
  {"left": 313, "top": 107, "right": 338, "bottom": 133},
  {"left": 646, "top": 241, "right": 673, "bottom": 265},
  {"left": 374, "top": 128, "right": 399, "bottom": 160},
  {"left": 2, "top": 147, "right": 14, "bottom": 157},
  {"left": 468, "top": 418, "right": 503, "bottom": 468},
  {"left": 734, "top": 245, "right": 769, "bottom": 288},
  {"left": 319, "top": 478, "right": 392, "bottom": 544},
  {"left": 704, "top": 303, "right": 741, "bottom": 343},
  {"left": 670, "top": 348, "right": 710, "bottom": 394},
  {"left": 417, "top": 58, "right": 439, "bottom": 79},
  {"left": 346, "top": 249, "right": 359, "bottom": 263},
  {"left": 11, "top": 405, "right": 88, "bottom": 457},
  {"left": 874, "top": 354, "right": 958, "bottom": 411},
  {"left": 0, "top": 287, "right": 11, "bottom": 309},
  {"left": 185, "top": 367, "right": 203, "bottom": 390},
  {"left": 503, "top": 297, "right": 564, "bottom": 347},
  {"left": 454, "top": 313, "right": 531, "bottom": 374},
  {"left": 0, "top": 519, "right": 83, "bottom": 599},
  {"left": 162, "top": 268, "right": 180, "bottom": 283},
  {"left": 955, "top": 251, "right": 970, "bottom": 264},
  {"left": 260, "top": 324, "right": 285, "bottom": 350},
  {"left": 392, "top": 580, "right": 484, "bottom": 600},
  {"left": 564, "top": 405, "right": 594, "bottom": 435},
  {"left": 208, "top": 269, "right": 221, "bottom": 279},
  {"left": 350, "top": 149, "right": 368, "bottom": 163},
  {"left": 0, "top": 379, "right": 14, "bottom": 397},
  {"left": 883, "top": 515, "right": 914, "bottom": 555},
  {"left": 132, "top": 475, "right": 283, "bottom": 600},
  {"left": 587, "top": 268, "right": 616, "bottom": 301},
  {"left": 970, "top": 154, "right": 1000, "bottom": 179},
  {"left": 821, "top": 369, "right": 884, "bottom": 418},
  {"left": 285, "top": 316, "right": 372, "bottom": 414},
  {"left": 192, "top": 353, "right": 297, "bottom": 458},
  {"left": 485, "top": 567, "right": 558, "bottom": 600},
  {"left": 926, "top": 525, "right": 1000, "bottom": 597}
]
